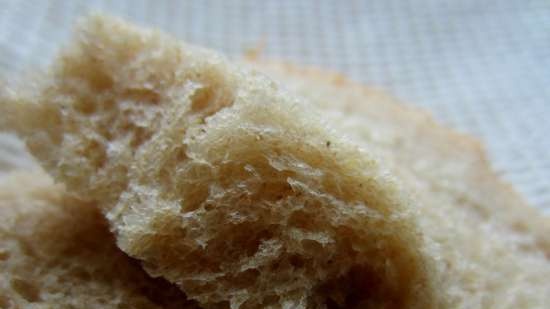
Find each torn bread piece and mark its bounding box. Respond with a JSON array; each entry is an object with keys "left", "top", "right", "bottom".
[
  {"left": 0, "top": 171, "right": 196, "bottom": 309},
  {"left": 250, "top": 60, "right": 550, "bottom": 251},
  {"left": 1, "top": 15, "right": 438, "bottom": 309},
  {"left": 249, "top": 60, "right": 550, "bottom": 308}
]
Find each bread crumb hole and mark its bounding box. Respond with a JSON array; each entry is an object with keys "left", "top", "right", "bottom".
[
  {"left": 0, "top": 250, "right": 9, "bottom": 260},
  {"left": 289, "top": 255, "right": 305, "bottom": 268},
  {"left": 75, "top": 99, "right": 96, "bottom": 115},
  {"left": 86, "top": 60, "right": 114, "bottom": 91},
  {"left": 190, "top": 85, "right": 233, "bottom": 117},
  {"left": 322, "top": 265, "right": 407, "bottom": 309},
  {"left": 68, "top": 267, "right": 92, "bottom": 281},
  {"left": 190, "top": 86, "right": 215, "bottom": 113},
  {"left": 123, "top": 88, "right": 160, "bottom": 105},
  {"left": 86, "top": 140, "right": 107, "bottom": 169},
  {"left": 11, "top": 278, "right": 41, "bottom": 302},
  {"left": 130, "top": 126, "right": 153, "bottom": 148},
  {"left": 233, "top": 269, "right": 261, "bottom": 289}
]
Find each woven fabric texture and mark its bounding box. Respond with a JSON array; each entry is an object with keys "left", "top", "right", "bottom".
[{"left": 0, "top": 0, "right": 549, "bottom": 211}]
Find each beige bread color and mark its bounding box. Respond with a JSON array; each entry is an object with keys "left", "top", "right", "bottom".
[
  {"left": 249, "top": 59, "right": 550, "bottom": 251},
  {"left": 246, "top": 60, "right": 550, "bottom": 308},
  {"left": 1, "top": 15, "right": 437, "bottom": 309},
  {"left": 2, "top": 14, "right": 549, "bottom": 309},
  {"left": 0, "top": 171, "right": 196, "bottom": 309}
]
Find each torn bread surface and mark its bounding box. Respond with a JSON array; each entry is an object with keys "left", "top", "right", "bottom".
[
  {"left": 0, "top": 171, "right": 196, "bottom": 309},
  {"left": 248, "top": 59, "right": 550, "bottom": 308},
  {"left": 2, "top": 15, "right": 439, "bottom": 309}
]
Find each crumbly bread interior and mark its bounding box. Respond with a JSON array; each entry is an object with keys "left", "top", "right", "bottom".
[
  {"left": 250, "top": 60, "right": 550, "bottom": 251},
  {"left": 0, "top": 171, "right": 196, "bottom": 309},
  {"left": 249, "top": 60, "right": 550, "bottom": 308},
  {"left": 2, "top": 15, "right": 438, "bottom": 309}
]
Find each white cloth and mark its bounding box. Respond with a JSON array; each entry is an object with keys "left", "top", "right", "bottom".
[{"left": 1, "top": 0, "right": 548, "bottom": 211}]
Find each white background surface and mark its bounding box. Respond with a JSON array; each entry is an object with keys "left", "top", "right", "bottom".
[{"left": 1, "top": 0, "right": 549, "bottom": 211}]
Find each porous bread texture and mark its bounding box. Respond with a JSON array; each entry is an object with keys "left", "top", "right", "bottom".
[
  {"left": 248, "top": 60, "right": 550, "bottom": 251},
  {"left": 248, "top": 59, "right": 550, "bottom": 308},
  {"left": 0, "top": 171, "right": 196, "bottom": 309},
  {"left": 1, "top": 15, "right": 439, "bottom": 309}
]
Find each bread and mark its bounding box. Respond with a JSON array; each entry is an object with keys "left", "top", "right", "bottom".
[
  {"left": 248, "top": 59, "right": 550, "bottom": 251},
  {"left": 1, "top": 13, "right": 549, "bottom": 309},
  {"left": 247, "top": 60, "right": 550, "bottom": 308},
  {"left": 0, "top": 170, "right": 196, "bottom": 309},
  {"left": 1, "top": 15, "right": 438, "bottom": 309}
]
